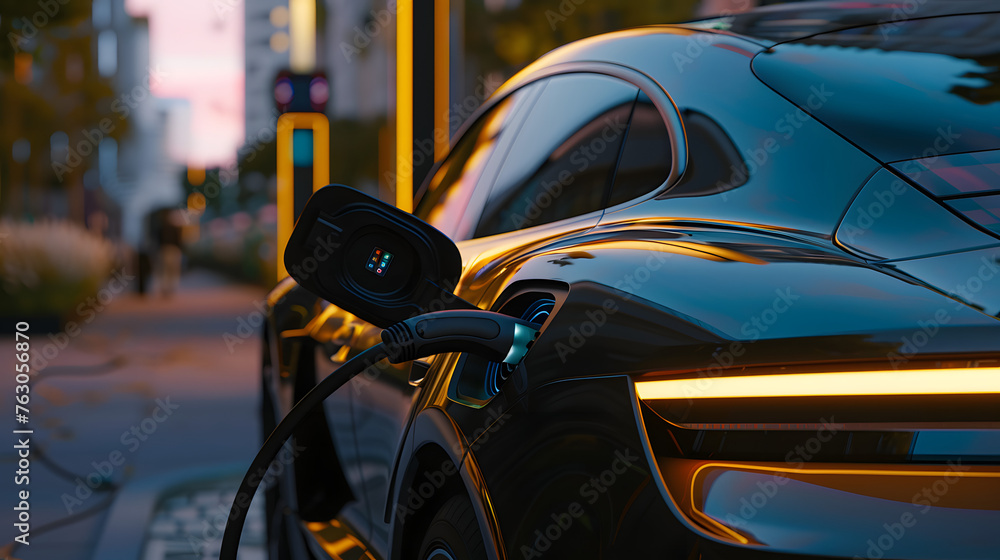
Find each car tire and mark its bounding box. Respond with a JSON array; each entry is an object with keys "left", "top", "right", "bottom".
[{"left": 417, "top": 495, "right": 488, "bottom": 560}]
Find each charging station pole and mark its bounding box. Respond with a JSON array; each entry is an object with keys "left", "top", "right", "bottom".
[
  {"left": 274, "top": 0, "right": 328, "bottom": 282},
  {"left": 396, "top": 0, "right": 451, "bottom": 213},
  {"left": 276, "top": 112, "right": 329, "bottom": 280}
]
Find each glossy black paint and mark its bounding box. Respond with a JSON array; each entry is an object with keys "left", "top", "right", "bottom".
[
  {"left": 461, "top": 376, "right": 692, "bottom": 558},
  {"left": 835, "top": 169, "right": 1000, "bottom": 261},
  {"left": 262, "top": 4, "right": 1000, "bottom": 560},
  {"left": 753, "top": 13, "right": 1000, "bottom": 163}
]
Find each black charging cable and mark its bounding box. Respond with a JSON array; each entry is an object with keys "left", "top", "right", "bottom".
[{"left": 220, "top": 310, "right": 539, "bottom": 560}]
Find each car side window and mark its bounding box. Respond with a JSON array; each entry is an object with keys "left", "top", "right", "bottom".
[
  {"left": 414, "top": 85, "right": 537, "bottom": 240},
  {"left": 473, "top": 74, "right": 639, "bottom": 238},
  {"left": 608, "top": 92, "right": 672, "bottom": 207},
  {"left": 665, "top": 109, "right": 747, "bottom": 198}
]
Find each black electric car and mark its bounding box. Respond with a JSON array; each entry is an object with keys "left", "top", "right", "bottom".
[{"left": 260, "top": 3, "right": 1000, "bottom": 559}]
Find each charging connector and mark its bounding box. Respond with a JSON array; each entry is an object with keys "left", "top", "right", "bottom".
[
  {"left": 380, "top": 310, "right": 539, "bottom": 364},
  {"left": 220, "top": 310, "right": 540, "bottom": 560}
]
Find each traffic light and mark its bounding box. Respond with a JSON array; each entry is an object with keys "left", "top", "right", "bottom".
[
  {"left": 274, "top": 68, "right": 330, "bottom": 280},
  {"left": 273, "top": 70, "right": 329, "bottom": 113}
]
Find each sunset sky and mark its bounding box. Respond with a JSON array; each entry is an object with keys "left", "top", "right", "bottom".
[{"left": 126, "top": 0, "right": 245, "bottom": 167}]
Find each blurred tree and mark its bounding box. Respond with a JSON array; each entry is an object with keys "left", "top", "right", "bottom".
[
  {"left": 0, "top": 0, "right": 93, "bottom": 66},
  {"left": 464, "top": 0, "right": 700, "bottom": 78},
  {"left": 0, "top": 0, "right": 124, "bottom": 221}
]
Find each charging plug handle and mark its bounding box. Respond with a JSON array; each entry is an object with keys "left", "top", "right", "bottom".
[
  {"left": 221, "top": 310, "right": 540, "bottom": 560},
  {"left": 381, "top": 310, "right": 540, "bottom": 364}
]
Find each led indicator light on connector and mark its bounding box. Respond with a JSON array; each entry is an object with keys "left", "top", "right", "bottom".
[{"left": 367, "top": 247, "right": 393, "bottom": 276}]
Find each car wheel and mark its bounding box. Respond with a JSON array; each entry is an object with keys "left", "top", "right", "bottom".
[{"left": 417, "top": 495, "right": 488, "bottom": 560}]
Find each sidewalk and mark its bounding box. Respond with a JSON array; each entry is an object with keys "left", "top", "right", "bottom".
[{"left": 0, "top": 269, "right": 270, "bottom": 560}]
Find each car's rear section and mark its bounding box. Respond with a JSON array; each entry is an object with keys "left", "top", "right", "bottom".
[
  {"left": 457, "top": 10, "right": 1000, "bottom": 559},
  {"left": 634, "top": 334, "right": 1000, "bottom": 558},
  {"left": 625, "top": 10, "right": 1000, "bottom": 558},
  {"left": 468, "top": 224, "right": 1000, "bottom": 558}
]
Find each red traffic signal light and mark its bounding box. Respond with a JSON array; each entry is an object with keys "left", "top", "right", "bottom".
[{"left": 274, "top": 70, "right": 328, "bottom": 113}]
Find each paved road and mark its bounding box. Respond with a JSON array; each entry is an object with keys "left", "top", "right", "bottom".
[{"left": 0, "top": 270, "right": 269, "bottom": 559}]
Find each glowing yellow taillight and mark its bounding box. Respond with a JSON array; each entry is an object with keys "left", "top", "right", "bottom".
[{"left": 635, "top": 367, "right": 1000, "bottom": 400}]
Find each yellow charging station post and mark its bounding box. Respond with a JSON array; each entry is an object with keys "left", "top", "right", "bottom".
[
  {"left": 395, "top": 0, "right": 451, "bottom": 213},
  {"left": 277, "top": 112, "right": 329, "bottom": 280}
]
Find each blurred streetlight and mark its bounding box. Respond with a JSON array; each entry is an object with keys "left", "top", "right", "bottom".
[
  {"left": 187, "top": 166, "right": 206, "bottom": 186},
  {"left": 289, "top": 0, "right": 316, "bottom": 72},
  {"left": 270, "top": 6, "right": 289, "bottom": 27},
  {"left": 270, "top": 31, "right": 290, "bottom": 53},
  {"left": 187, "top": 192, "right": 207, "bottom": 214},
  {"left": 14, "top": 54, "right": 32, "bottom": 84}
]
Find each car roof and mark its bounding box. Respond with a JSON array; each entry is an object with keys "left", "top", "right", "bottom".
[
  {"left": 687, "top": 0, "right": 1000, "bottom": 45},
  {"left": 749, "top": 8, "right": 1000, "bottom": 162},
  {"left": 501, "top": 2, "right": 1000, "bottom": 164}
]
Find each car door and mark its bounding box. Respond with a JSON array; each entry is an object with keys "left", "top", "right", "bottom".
[
  {"left": 437, "top": 76, "right": 683, "bottom": 412},
  {"left": 348, "top": 81, "right": 542, "bottom": 554},
  {"left": 453, "top": 72, "right": 642, "bottom": 310},
  {"left": 351, "top": 70, "right": 641, "bottom": 555},
  {"left": 471, "top": 73, "right": 638, "bottom": 238}
]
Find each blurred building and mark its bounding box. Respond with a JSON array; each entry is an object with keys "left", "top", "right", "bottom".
[
  {"left": 245, "top": 0, "right": 292, "bottom": 140},
  {"left": 322, "top": 0, "right": 395, "bottom": 195},
  {"left": 236, "top": 0, "right": 783, "bottom": 213},
  {"left": 323, "top": 0, "right": 392, "bottom": 122},
  {"left": 91, "top": 0, "right": 188, "bottom": 246}
]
